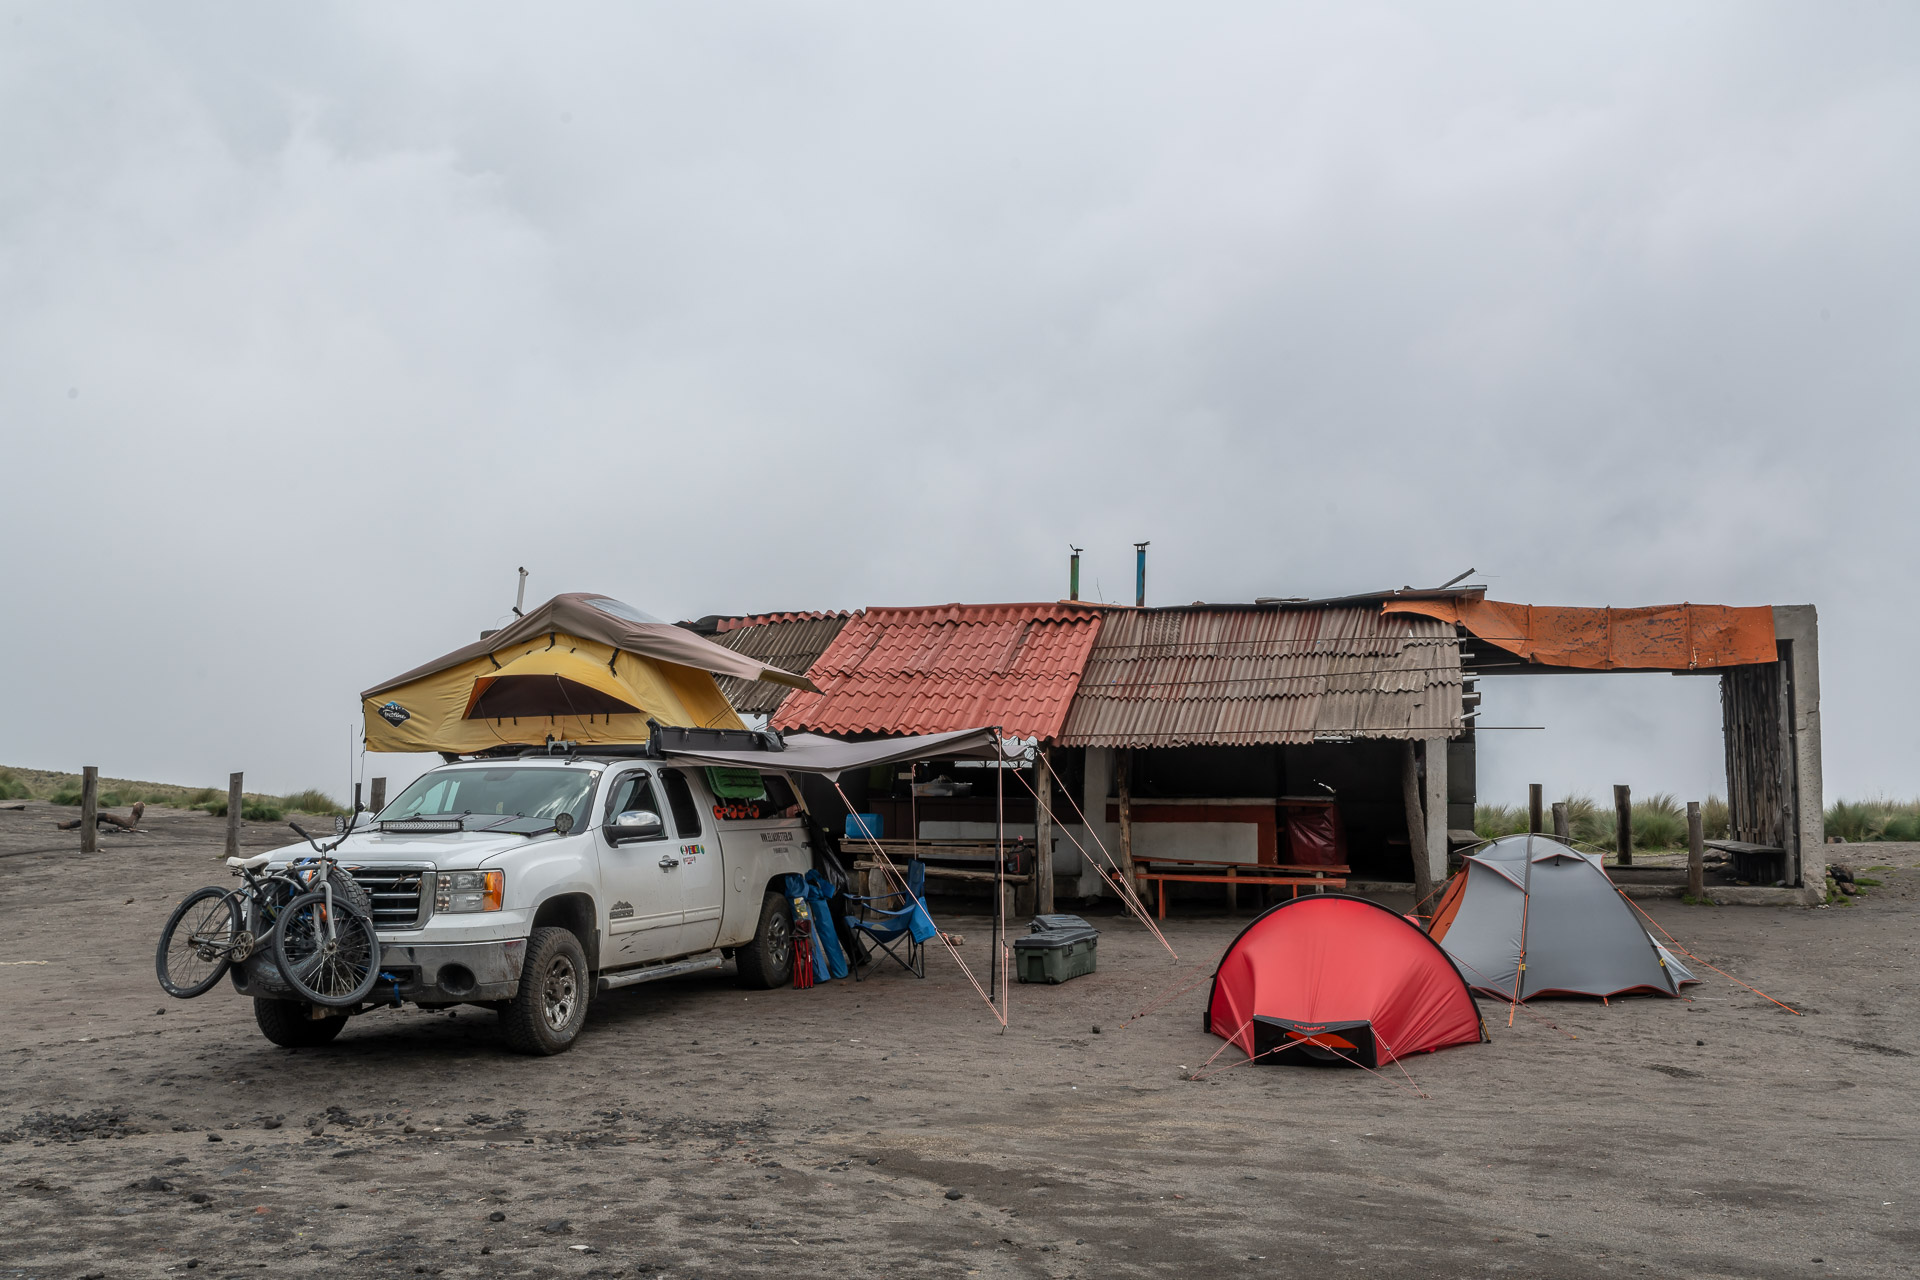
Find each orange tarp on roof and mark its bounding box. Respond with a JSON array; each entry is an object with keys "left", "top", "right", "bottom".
[{"left": 1381, "top": 598, "right": 1776, "bottom": 671}]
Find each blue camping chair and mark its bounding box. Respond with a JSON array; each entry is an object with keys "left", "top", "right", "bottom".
[{"left": 845, "top": 859, "right": 936, "bottom": 980}]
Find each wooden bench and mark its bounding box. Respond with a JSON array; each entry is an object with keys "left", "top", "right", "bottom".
[
  {"left": 850, "top": 840, "right": 1038, "bottom": 911},
  {"left": 1119, "top": 857, "right": 1349, "bottom": 918}
]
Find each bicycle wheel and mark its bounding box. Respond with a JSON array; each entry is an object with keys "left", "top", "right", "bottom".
[
  {"left": 272, "top": 890, "right": 382, "bottom": 1008},
  {"left": 156, "top": 887, "right": 242, "bottom": 998}
]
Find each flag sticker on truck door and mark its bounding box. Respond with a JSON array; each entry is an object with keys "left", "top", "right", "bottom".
[{"left": 680, "top": 843, "right": 704, "bottom": 864}]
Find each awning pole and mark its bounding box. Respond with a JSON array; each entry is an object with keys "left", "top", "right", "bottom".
[{"left": 998, "top": 740, "right": 1013, "bottom": 1013}]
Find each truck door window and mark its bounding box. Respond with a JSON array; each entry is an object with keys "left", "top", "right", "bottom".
[
  {"left": 604, "top": 772, "right": 664, "bottom": 837},
  {"left": 659, "top": 769, "right": 703, "bottom": 837},
  {"left": 704, "top": 768, "right": 799, "bottom": 821}
]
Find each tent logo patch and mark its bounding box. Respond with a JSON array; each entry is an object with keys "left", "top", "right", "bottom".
[{"left": 378, "top": 701, "right": 411, "bottom": 726}]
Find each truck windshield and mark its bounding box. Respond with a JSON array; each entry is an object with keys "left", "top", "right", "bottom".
[{"left": 381, "top": 767, "right": 597, "bottom": 826}]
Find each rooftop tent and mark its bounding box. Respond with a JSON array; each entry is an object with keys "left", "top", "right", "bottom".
[
  {"left": 360, "top": 593, "right": 820, "bottom": 755},
  {"left": 1428, "top": 834, "right": 1697, "bottom": 1001},
  {"left": 1206, "top": 895, "right": 1485, "bottom": 1068}
]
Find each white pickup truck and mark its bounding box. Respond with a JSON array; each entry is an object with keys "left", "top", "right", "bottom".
[{"left": 235, "top": 749, "right": 814, "bottom": 1054}]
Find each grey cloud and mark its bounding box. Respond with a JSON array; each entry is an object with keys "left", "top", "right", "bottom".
[{"left": 2, "top": 2, "right": 1914, "bottom": 804}]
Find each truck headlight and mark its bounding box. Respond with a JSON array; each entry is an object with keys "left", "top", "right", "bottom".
[{"left": 435, "top": 870, "right": 503, "bottom": 913}]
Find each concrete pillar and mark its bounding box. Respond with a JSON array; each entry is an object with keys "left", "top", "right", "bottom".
[
  {"left": 1772, "top": 605, "right": 1824, "bottom": 902},
  {"left": 1422, "top": 738, "right": 1450, "bottom": 888}
]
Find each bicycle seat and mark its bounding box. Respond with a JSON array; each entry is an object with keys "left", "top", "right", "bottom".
[{"left": 226, "top": 853, "right": 272, "bottom": 870}]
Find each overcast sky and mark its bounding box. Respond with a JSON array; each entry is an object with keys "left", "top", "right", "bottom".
[{"left": 5, "top": 3, "right": 1915, "bottom": 807}]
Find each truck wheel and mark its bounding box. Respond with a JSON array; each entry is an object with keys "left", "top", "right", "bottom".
[
  {"left": 253, "top": 998, "right": 347, "bottom": 1048},
  {"left": 735, "top": 891, "right": 794, "bottom": 989},
  {"left": 501, "top": 927, "right": 589, "bottom": 1055}
]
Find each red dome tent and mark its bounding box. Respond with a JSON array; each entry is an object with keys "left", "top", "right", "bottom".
[{"left": 1206, "top": 896, "right": 1486, "bottom": 1067}]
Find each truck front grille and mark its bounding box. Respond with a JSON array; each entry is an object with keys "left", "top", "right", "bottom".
[{"left": 344, "top": 865, "right": 431, "bottom": 931}]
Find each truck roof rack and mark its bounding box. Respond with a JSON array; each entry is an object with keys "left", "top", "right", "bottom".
[{"left": 644, "top": 721, "right": 782, "bottom": 755}]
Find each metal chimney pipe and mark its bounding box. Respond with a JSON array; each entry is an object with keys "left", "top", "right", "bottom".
[
  {"left": 1134, "top": 542, "right": 1149, "bottom": 607},
  {"left": 1069, "top": 546, "right": 1082, "bottom": 601}
]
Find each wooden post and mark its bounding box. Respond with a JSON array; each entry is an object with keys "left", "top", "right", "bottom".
[
  {"left": 1400, "top": 742, "right": 1433, "bottom": 924},
  {"left": 1033, "top": 748, "right": 1054, "bottom": 916},
  {"left": 1552, "top": 801, "right": 1570, "bottom": 842},
  {"left": 1687, "top": 801, "right": 1705, "bottom": 900},
  {"left": 226, "top": 772, "right": 244, "bottom": 861},
  {"left": 79, "top": 766, "right": 99, "bottom": 854},
  {"left": 369, "top": 776, "right": 387, "bottom": 813},
  {"left": 1115, "top": 748, "right": 1139, "bottom": 908},
  {"left": 1614, "top": 784, "right": 1633, "bottom": 867},
  {"left": 1528, "top": 783, "right": 1543, "bottom": 835}
]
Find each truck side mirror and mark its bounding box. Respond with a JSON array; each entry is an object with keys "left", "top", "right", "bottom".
[{"left": 607, "top": 809, "right": 665, "bottom": 843}]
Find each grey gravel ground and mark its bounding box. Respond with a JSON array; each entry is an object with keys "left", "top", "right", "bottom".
[{"left": 2, "top": 801, "right": 1917, "bottom": 1279}]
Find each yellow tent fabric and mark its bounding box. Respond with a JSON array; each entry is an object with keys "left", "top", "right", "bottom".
[{"left": 364, "top": 634, "right": 744, "bottom": 754}]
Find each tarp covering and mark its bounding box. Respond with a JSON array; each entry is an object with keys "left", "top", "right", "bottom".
[
  {"left": 1381, "top": 598, "right": 1776, "bottom": 671},
  {"left": 658, "top": 727, "right": 1004, "bottom": 781},
  {"left": 365, "top": 594, "right": 821, "bottom": 699},
  {"left": 1206, "top": 895, "right": 1485, "bottom": 1067},
  {"left": 1429, "top": 834, "right": 1697, "bottom": 1001},
  {"left": 358, "top": 593, "right": 809, "bottom": 753}
]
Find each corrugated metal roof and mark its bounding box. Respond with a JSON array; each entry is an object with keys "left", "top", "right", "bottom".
[
  {"left": 708, "top": 613, "right": 852, "bottom": 717},
  {"left": 1055, "top": 606, "right": 1461, "bottom": 747},
  {"left": 771, "top": 603, "right": 1105, "bottom": 742}
]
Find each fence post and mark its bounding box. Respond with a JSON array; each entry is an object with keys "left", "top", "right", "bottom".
[
  {"left": 369, "top": 777, "right": 387, "bottom": 813},
  {"left": 1614, "top": 784, "right": 1633, "bottom": 867},
  {"left": 1688, "top": 801, "right": 1705, "bottom": 900},
  {"left": 226, "top": 772, "right": 244, "bottom": 861},
  {"left": 1528, "top": 783, "right": 1543, "bottom": 835},
  {"left": 80, "top": 766, "right": 99, "bottom": 854},
  {"left": 1552, "top": 801, "right": 1570, "bottom": 842}
]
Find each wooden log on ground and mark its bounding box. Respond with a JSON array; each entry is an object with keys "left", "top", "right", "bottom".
[{"left": 57, "top": 802, "right": 145, "bottom": 832}]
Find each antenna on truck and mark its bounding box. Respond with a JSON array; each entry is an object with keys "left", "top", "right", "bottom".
[{"left": 512, "top": 567, "right": 528, "bottom": 617}]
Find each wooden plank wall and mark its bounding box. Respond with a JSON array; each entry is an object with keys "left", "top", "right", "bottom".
[{"left": 1722, "top": 660, "right": 1792, "bottom": 847}]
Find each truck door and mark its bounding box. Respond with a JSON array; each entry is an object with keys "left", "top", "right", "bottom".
[
  {"left": 597, "top": 769, "right": 683, "bottom": 964},
  {"left": 658, "top": 768, "right": 723, "bottom": 953}
]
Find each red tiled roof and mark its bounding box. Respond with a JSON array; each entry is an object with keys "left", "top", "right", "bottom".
[{"left": 771, "top": 603, "right": 1105, "bottom": 742}]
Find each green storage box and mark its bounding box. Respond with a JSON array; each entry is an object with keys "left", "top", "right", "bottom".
[{"left": 1014, "top": 925, "right": 1099, "bottom": 984}]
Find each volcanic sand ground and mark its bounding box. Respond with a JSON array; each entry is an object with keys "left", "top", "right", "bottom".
[{"left": 2, "top": 802, "right": 1917, "bottom": 1279}]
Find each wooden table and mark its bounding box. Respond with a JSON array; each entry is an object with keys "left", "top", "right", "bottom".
[{"left": 1119, "top": 856, "right": 1348, "bottom": 918}]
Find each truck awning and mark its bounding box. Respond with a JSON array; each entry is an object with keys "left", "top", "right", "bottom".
[{"left": 658, "top": 727, "right": 1003, "bottom": 780}]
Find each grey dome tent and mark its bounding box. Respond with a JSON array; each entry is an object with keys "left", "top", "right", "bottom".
[{"left": 1428, "top": 834, "right": 1696, "bottom": 1001}]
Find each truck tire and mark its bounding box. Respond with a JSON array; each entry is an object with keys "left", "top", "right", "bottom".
[
  {"left": 501, "top": 927, "right": 589, "bottom": 1055},
  {"left": 734, "top": 891, "right": 794, "bottom": 990},
  {"left": 253, "top": 998, "right": 347, "bottom": 1048}
]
